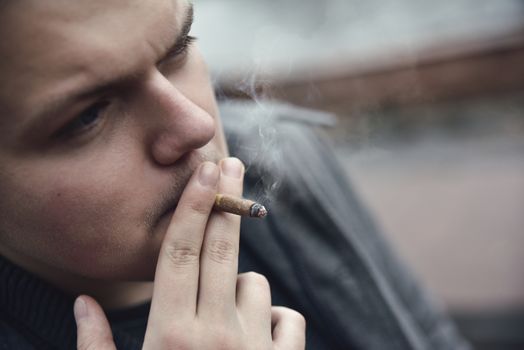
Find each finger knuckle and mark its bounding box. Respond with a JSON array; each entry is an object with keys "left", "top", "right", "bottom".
[
  {"left": 212, "top": 328, "right": 241, "bottom": 350},
  {"left": 188, "top": 198, "right": 211, "bottom": 216},
  {"left": 205, "top": 238, "right": 237, "bottom": 264},
  {"left": 295, "top": 312, "right": 307, "bottom": 328},
  {"left": 162, "top": 328, "right": 193, "bottom": 350},
  {"left": 164, "top": 239, "right": 200, "bottom": 267},
  {"left": 243, "top": 271, "right": 270, "bottom": 289},
  {"left": 285, "top": 308, "right": 307, "bottom": 328}
]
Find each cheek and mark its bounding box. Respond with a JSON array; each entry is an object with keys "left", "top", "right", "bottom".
[
  {"left": 12, "top": 174, "right": 122, "bottom": 262},
  {"left": 40, "top": 183, "right": 114, "bottom": 243},
  {"left": 0, "top": 157, "right": 156, "bottom": 278}
]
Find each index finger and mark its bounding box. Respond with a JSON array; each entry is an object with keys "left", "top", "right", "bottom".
[{"left": 149, "top": 162, "right": 219, "bottom": 321}]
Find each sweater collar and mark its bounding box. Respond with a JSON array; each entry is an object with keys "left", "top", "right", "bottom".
[{"left": 0, "top": 254, "right": 77, "bottom": 349}]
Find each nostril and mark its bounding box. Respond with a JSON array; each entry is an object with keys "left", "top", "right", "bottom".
[
  {"left": 152, "top": 133, "right": 184, "bottom": 166},
  {"left": 189, "top": 112, "right": 216, "bottom": 149}
]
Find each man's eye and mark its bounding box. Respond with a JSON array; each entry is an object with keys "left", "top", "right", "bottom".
[
  {"left": 55, "top": 102, "right": 109, "bottom": 138},
  {"left": 165, "top": 35, "right": 196, "bottom": 62}
]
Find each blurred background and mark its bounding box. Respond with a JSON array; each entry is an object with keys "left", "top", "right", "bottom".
[{"left": 192, "top": 1, "right": 524, "bottom": 349}]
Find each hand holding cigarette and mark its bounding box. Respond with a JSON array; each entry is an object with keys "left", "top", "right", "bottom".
[{"left": 75, "top": 159, "right": 303, "bottom": 350}]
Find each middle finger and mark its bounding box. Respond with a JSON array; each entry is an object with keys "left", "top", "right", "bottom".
[{"left": 197, "top": 157, "right": 244, "bottom": 317}]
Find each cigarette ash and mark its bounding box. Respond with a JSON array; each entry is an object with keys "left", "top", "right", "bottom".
[{"left": 249, "top": 202, "right": 268, "bottom": 218}]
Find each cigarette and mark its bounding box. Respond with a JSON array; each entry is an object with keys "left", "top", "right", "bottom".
[{"left": 214, "top": 194, "right": 268, "bottom": 218}]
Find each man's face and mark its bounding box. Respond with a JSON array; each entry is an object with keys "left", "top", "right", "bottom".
[{"left": 0, "top": 0, "right": 227, "bottom": 281}]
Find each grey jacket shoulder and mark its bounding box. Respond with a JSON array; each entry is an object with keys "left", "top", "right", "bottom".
[{"left": 219, "top": 99, "right": 471, "bottom": 350}]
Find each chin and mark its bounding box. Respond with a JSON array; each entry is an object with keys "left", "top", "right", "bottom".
[
  {"left": 76, "top": 230, "right": 164, "bottom": 282},
  {"left": 106, "top": 250, "right": 160, "bottom": 282}
]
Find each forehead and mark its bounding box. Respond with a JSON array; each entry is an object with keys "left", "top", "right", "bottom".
[{"left": 0, "top": 0, "right": 188, "bottom": 121}]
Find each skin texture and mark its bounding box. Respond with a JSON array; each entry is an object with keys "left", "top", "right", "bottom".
[
  {"left": 0, "top": 0, "right": 306, "bottom": 348},
  {"left": 0, "top": 0, "right": 225, "bottom": 304}
]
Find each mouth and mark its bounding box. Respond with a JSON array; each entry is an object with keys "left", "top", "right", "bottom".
[
  {"left": 156, "top": 163, "right": 196, "bottom": 222},
  {"left": 150, "top": 149, "right": 222, "bottom": 233}
]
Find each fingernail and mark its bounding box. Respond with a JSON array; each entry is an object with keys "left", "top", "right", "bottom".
[
  {"left": 74, "top": 297, "right": 88, "bottom": 321},
  {"left": 220, "top": 157, "right": 244, "bottom": 179},
  {"left": 198, "top": 162, "right": 219, "bottom": 188}
]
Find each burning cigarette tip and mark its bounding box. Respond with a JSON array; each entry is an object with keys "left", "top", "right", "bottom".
[
  {"left": 249, "top": 203, "right": 268, "bottom": 218},
  {"left": 214, "top": 194, "right": 268, "bottom": 218}
]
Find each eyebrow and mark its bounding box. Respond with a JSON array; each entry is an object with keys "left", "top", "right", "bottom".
[{"left": 23, "top": 3, "right": 195, "bottom": 136}]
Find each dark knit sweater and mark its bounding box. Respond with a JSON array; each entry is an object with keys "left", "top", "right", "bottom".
[
  {"left": 0, "top": 254, "right": 149, "bottom": 349},
  {"left": 0, "top": 101, "right": 471, "bottom": 350}
]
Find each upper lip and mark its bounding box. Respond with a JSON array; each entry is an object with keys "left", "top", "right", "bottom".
[{"left": 158, "top": 151, "right": 206, "bottom": 219}]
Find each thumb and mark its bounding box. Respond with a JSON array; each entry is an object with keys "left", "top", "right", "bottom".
[{"left": 74, "top": 295, "right": 117, "bottom": 350}]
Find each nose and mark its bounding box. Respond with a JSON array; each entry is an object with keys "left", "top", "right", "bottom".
[{"left": 143, "top": 71, "right": 216, "bottom": 166}]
